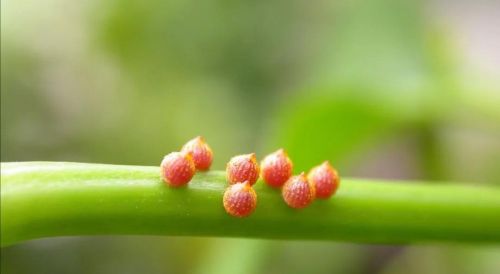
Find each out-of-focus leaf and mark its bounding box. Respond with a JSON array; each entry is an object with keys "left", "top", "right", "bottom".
[
  {"left": 261, "top": 0, "right": 450, "bottom": 173},
  {"left": 265, "top": 90, "right": 413, "bottom": 172}
]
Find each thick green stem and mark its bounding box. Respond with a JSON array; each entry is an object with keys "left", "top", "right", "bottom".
[{"left": 1, "top": 162, "right": 499, "bottom": 247}]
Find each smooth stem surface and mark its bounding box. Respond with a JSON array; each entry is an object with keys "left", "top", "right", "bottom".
[{"left": 1, "top": 162, "right": 500, "bottom": 247}]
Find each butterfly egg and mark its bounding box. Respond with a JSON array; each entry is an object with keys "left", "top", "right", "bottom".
[
  {"left": 181, "top": 136, "right": 213, "bottom": 171},
  {"left": 282, "top": 172, "right": 315, "bottom": 209},
  {"left": 223, "top": 181, "right": 257, "bottom": 217},
  {"left": 308, "top": 161, "right": 340, "bottom": 199},
  {"left": 160, "top": 151, "right": 196, "bottom": 187},
  {"left": 261, "top": 148, "right": 293, "bottom": 188},
  {"left": 226, "top": 153, "right": 260, "bottom": 185}
]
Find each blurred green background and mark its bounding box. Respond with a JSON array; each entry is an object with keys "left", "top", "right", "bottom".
[{"left": 1, "top": 0, "right": 500, "bottom": 273}]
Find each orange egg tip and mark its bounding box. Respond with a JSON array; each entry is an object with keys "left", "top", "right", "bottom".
[
  {"left": 276, "top": 148, "right": 286, "bottom": 154},
  {"left": 321, "top": 161, "right": 333, "bottom": 169},
  {"left": 231, "top": 153, "right": 256, "bottom": 162},
  {"left": 182, "top": 150, "right": 193, "bottom": 158},
  {"left": 248, "top": 153, "right": 257, "bottom": 161},
  {"left": 187, "top": 135, "right": 203, "bottom": 141},
  {"left": 243, "top": 180, "right": 252, "bottom": 189}
]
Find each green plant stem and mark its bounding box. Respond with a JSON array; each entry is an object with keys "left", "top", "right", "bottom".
[{"left": 1, "top": 162, "right": 500, "bottom": 247}]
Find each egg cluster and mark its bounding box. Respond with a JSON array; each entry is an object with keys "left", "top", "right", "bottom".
[
  {"left": 160, "top": 137, "right": 340, "bottom": 218},
  {"left": 224, "top": 149, "right": 340, "bottom": 217}
]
